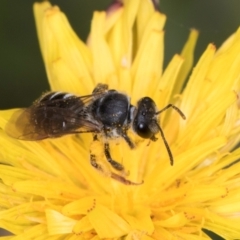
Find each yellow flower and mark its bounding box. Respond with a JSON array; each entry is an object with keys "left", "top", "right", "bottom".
[{"left": 1, "top": 0, "right": 240, "bottom": 239}]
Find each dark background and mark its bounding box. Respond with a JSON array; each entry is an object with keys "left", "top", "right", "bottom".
[{"left": 1, "top": 0, "right": 240, "bottom": 239}]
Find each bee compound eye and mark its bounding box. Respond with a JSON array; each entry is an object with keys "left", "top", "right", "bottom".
[{"left": 136, "top": 122, "right": 152, "bottom": 139}]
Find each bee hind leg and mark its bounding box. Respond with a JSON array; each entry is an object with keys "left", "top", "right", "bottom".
[
  {"left": 111, "top": 172, "right": 143, "bottom": 185},
  {"left": 90, "top": 154, "right": 142, "bottom": 185},
  {"left": 90, "top": 143, "right": 142, "bottom": 185}
]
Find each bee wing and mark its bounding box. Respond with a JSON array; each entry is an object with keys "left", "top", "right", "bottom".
[
  {"left": 5, "top": 107, "right": 101, "bottom": 141},
  {"left": 5, "top": 108, "right": 48, "bottom": 140},
  {"left": 5, "top": 94, "right": 100, "bottom": 141}
]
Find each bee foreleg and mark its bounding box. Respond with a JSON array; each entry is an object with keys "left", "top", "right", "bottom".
[{"left": 119, "top": 130, "right": 135, "bottom": 149}]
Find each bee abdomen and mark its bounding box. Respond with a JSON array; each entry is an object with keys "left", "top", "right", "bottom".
[{"left": 38, "top": 92, "right": 74, "bottom": 103}]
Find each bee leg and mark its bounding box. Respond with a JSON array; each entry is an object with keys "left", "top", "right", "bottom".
[
  {"left": 150, "top": 135, "right": 158, "bottom": 142},
  {"left": 90, "top": 154, "right": 103, "bottom": 172},
  {"left": 104, "top": 142, "right": 124, "bottom": 171},
  {"left": 90, "top": 135, "right": 104, "bottom": 171},
  {"left": 93, "top": 134, "right": 98, "bottom": 141},
  {"left": 110, "top": 172, "right": 143, "bottom": 185},
  {"left": 91, "top": 153, "right": 142, "bottom": 185},
  {"left": 120, "top": 130, "right": 135, "bottom": 149},
  {"left": 91, "top": 140, "right": 142, "bottom": 185}
]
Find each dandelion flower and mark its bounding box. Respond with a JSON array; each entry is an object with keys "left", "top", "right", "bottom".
[{"left": 1, "top": 0, "right": 240, "bottom": 239}]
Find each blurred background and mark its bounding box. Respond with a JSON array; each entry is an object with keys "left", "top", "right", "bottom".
[
  {"left": 0, "top": 0, "right": 240, "bottom": 239},
  {"left": 1, "top": 0, "right": 240, "bottom": 110}
]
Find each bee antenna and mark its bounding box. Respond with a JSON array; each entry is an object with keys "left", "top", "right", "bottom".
[
  {"left": 153, "top": 122, "right": 174, "bottom": 166},
  {"left": 153, "top": 103, "right": 185, "bottom": 166},
  {"left": 155, "top": 104, "right": 186, "bottom": 120}
]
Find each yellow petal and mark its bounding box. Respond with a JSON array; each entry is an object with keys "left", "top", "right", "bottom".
[
  {"left": 13, "top": 180, "right": 86, "bottom": 200},
  {"left": 155, "top": 212, "right": 189, "bottom": 228},
  {"left": 172, "top": 29, "right": 199, "bottom": 96},
  {"left": 72, "top": 216, "right": 93, "bottom": 234},
  {"left": 89, "top": 11, "right": 118, "bottom": 87},
  {"left": 88, "top": 204, "right": 131, "bottom": 238},
  {"left": 34, "top": 3, "right": 93, "bottom": 94},
  {"left": 63, "top": 197, "right": 98, "bottom": 216},
  {"left": 205, "top": 212, "right": 240, "bottom": 239},
  {"left": 153, "top": 54, "right": 184, "bottom": 111},
  {"left": 131, "top": 30, "right": 164, "bottom": 101},
  {"left": 122, "top": 207, "right": 154, "bottom": 234},
  {"left": 181, "top": 44, "right": 215, "bottom": 119},
  {"left": 46, "top": 209, "right": 76, "bottom": 235},
  {"left": 135, "top": 0, "right": 158, "bottom": 45}
]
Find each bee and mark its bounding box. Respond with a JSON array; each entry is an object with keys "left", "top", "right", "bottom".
[{"left": 5, "top": 83, "right": 186, "bottom": 185}]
